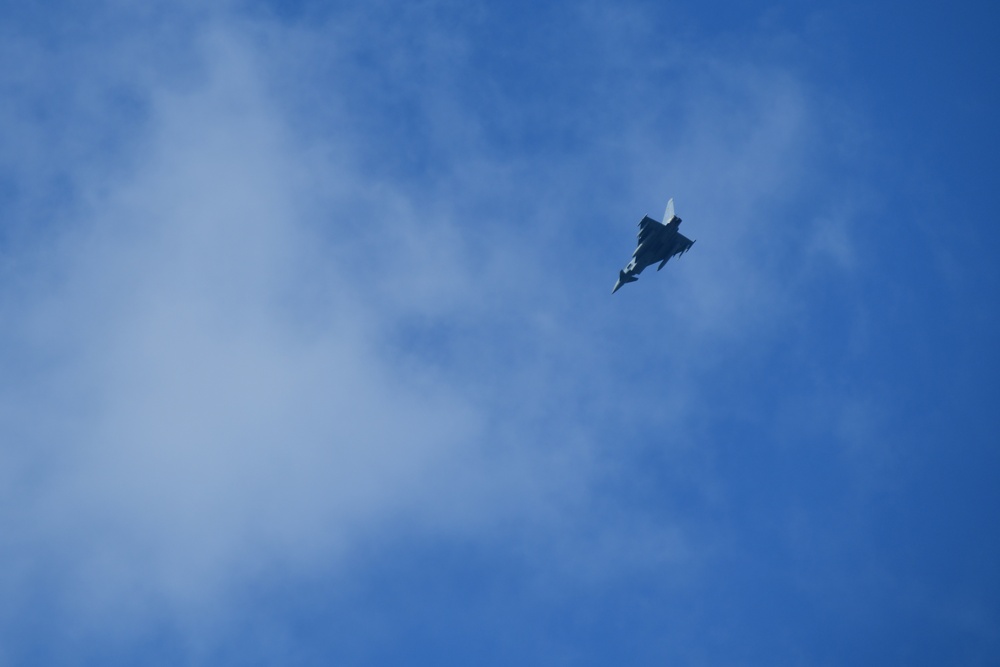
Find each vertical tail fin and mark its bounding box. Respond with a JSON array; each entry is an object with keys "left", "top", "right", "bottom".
[{"left": 663, "top": 198, "right": 675, "bottom": 223}]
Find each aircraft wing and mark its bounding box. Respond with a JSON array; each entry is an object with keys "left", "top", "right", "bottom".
[
  {"left": 675, "top": 232, "right": 694, "bottom": 255},
  {"left": 652, "top": 232, "right": 696, "bottom": 270},
  {"left": 637, "top": 215, "right": 663, "bottom": 245}
]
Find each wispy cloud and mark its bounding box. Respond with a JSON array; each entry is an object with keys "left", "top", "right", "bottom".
[{"left": 0, "top": 2, "right": 871, "bottom": 660}]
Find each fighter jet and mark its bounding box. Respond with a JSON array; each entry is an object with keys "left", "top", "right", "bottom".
[{"left": 612, "top": 198, "right": 695, "bottom": 294}]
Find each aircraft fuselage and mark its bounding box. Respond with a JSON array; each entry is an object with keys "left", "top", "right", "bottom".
[{"left": 612, "top": 198, "right": 694, "bottom": 293}]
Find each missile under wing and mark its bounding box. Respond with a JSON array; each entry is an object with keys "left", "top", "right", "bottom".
[{"left": 612, "top": 198, "right": 695, "bottom": 294}]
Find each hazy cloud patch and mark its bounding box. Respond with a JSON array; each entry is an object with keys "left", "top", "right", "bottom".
[{"left": 0, "top": 5, "right": 872, "bottom": 657}]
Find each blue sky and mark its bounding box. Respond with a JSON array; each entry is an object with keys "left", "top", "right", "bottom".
[{"left": 1, "top": 0, "right": 998, "bottom": 664}]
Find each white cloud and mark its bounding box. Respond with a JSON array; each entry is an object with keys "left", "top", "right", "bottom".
[
  {"left": 2, "top": 27, "right": 482, "bottom": 621},
  {"left": 0, "top": 21, "right": 645, "bottom": 636},
  {"left": 0, "top": 4, "right": 869, "bottom": 656}
]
